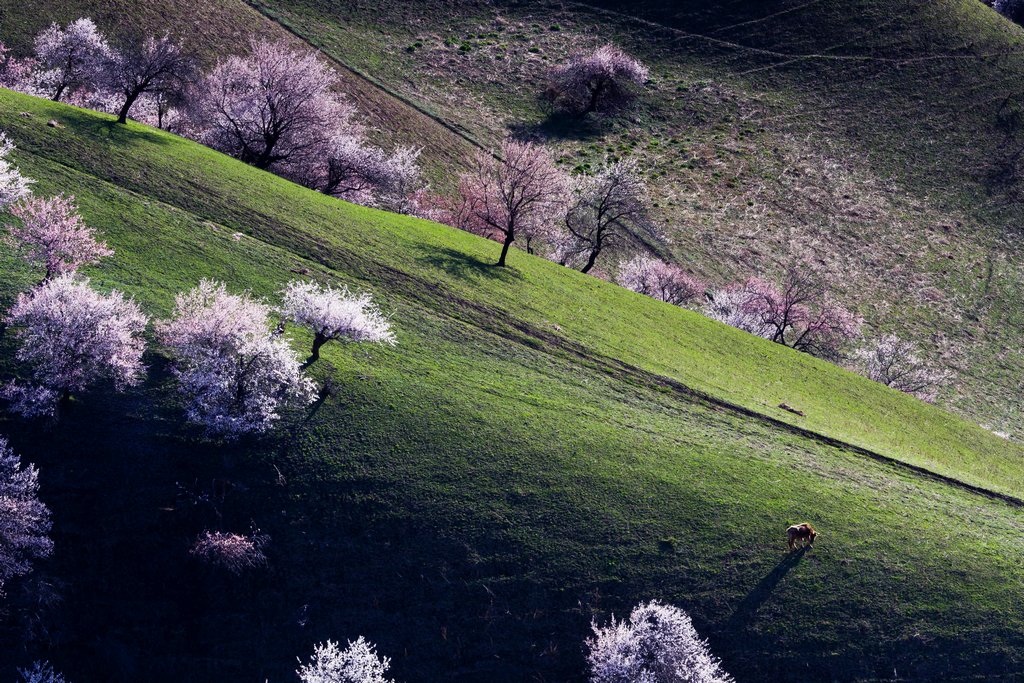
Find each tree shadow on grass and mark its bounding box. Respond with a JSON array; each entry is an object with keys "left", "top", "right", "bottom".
[
  {"left": 508, "top": 111, "right": 609, "bottom": 143},
  {"left": 413, "top": 245, "right": 523, "bottom": 283},
  {"left": 726, "top": 547, "right": 809, "bottom": 631}
]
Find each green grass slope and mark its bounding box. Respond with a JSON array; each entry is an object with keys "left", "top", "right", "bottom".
[
  {"left": 222, "top": 0, "right": 1024, "bottom": 442},
  {"left": 1, "top": 91, "right": 1023, "bottom": 682}
]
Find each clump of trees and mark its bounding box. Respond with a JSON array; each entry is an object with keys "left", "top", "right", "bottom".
[
  {"left": 298, "top": 638, "right": 396, "bottom": 683},
  {"left": 280, "top": 280, "right": 396, "bottom": 362},
  {"left": 587, "top": 600, "right": 733, "bottom": 683},
  {"left": 190, "top": 529, "right": 268, "bottom": 574},
  {"left": 0, "top": 437, "right": 53, "bottom": 596},
  {"left": 617, "top": 255, "right": 705, "bottom": 306},
  {"left": 546, "top": 44, "right": 648, "bottom": 116},
  {"left": 157, "top": 280, "right": 317, "bottom": 438},
  {"left": 2, "top": 275, "right": 148, "bottom": 417},
  {"left": 6, "top": 194, "right": 113, "bottom": 281},
  {"left": 1, "top": 24, "right": 428, "bottom": 213},
  {"left": 704, "top": 268, "right": 861, "bottom": 361}
]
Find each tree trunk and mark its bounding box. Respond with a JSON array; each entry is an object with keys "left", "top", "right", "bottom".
[
  {"left": 309, "top": 333, "right": 327, "bottom": 362},
  {"left": 497, "top": 234, "right": 514, "bottom": 267},
  {"left": 583, "top": 79, "right": 606, "bottom": 115},
  {"left": 52, "top": 83, "right": 66, "bottom": 102},
  {"left": 116, "top": 94, "right": 138, "bottom": 124},
  {"left": 580, "top": 246, "right": 600, "bottom": 274}
]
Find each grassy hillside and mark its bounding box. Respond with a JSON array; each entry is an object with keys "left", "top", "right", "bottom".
[
  {"left": 0, "top": 0, "right": 481, "bottom": 189},
  {"left": 1, "top": 91, "right": 1023, "bottom": 682},
  {"left": 210, "top": 0, "right": 1024, "bottom": 442}
]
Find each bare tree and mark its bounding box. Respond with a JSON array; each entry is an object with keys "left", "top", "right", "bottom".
[{"left": 563, "top": 160, "right": 655, "bottom": 273}]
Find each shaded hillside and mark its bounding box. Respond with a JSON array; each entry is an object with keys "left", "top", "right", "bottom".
[{"left": 0, "top": 90, "right": 1023, "bottom": 682}]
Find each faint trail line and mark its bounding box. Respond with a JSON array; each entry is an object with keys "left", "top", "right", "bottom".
[
  {"left": 241, "top": 0, "right": 488, "bottom": 157},
  {"left": 708, "top": 0, "right": 829, "bottom": 35},
  {"left": 566, "top": 0, "right": 1024, "bottom": 68}
]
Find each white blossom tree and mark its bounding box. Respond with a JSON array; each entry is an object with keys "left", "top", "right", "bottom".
[
  {"left": 853, "top": 335, "right": 949, "bottom": 402},
  {"left": 0, "top": 437, "right": 53, "bottom": 596},
  {"left": 0, "top": 131, "right": 33, "bottom": 209},
  {"left": 195, "top": 40, "right": 347, "bottom": 173},
  {"left": 702, "top": 285, "right": 773, "bottom": 338},
  {"left": 6, "top": 195, "right": 113, "bottom": 281},
  {"left": 546, "top": 45, "right": 648, "bottom": 116},
  {"left": 33, "top": 18, "right": 111, "bottom": 102},
  {"left": 297, "top": 637, "right": 395, "bottom": 683},
  {"left": 18, "top": 661, "right": 67, "bottom": 683},
  {"left": 2, "top": 275, "right": 148, "bottom": 417},
  {"left": 587, "top": 601, "right": 733, "bottom": 683},
  {"left": 280, "top": 280, "right": 395, "bottom": 362},
  {"left": 190, "top": 529, "right": 268, "bottom": 574},
  {"left": 157, "top": 280, "right": 316, "bottom": 437}
]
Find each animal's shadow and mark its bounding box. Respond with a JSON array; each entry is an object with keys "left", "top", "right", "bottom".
[{"left": 726, "top": 546, "right": 809, "bottom": 630}]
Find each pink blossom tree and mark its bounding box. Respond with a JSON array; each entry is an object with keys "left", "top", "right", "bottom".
[
  {"left": 0, "top": 437, "right": 53, "bottom": 596},
  {"left": 195, "top": 40, "right": 348, "bottom": 173},
  {"left": 0, "top": 43, "right": 40, "bottom": 95},
  {"left": 853, "top": 335, "right": 949, "bottom": 402},
  {"left": 280, "top": 280, "right": 396, "bottom": 362},
  {"left": 739, "top": 270, "right": 861, "bottom": 360},
  {"left": 587, "top": 601, "right": 733, "bottom": 683},
  {"left": 33, "top": 18, "right": 111, "bottom": 102},
  {"left": 157, "top": 280, "right": 316, "bottom": 437},
  {"left": 546, "top": 45, "right": 649, "bottom": 116},
  {"left": 617, "top": 255, "right": 705, "bottom": 306},
  {"left": 0, "top": 131, "right": 33, "bottom": 210},
  {"left": 6, "top": 195, "right": 113, "bottom": 281},
  {"left": 563, "top": 160, "right": 655, "bottom": 273},
  {"left": 106, "top": 34, "right": 194, "bottom": 124},
  {"left": 2, "top": 275, "right": 148, "bottom": 417},
  {"left": 298, "top": 637, "right": 395, "bottom": 683},
  {"left": 190, "top": 529, "right": 268, "bottom": 574},
  {"left": 455, "top": 140, "right": 568, "bottom": 266}
]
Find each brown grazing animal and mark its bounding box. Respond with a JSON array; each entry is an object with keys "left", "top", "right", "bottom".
[{"left": 786, "top": 522, "right": 817, "bottom": 550}]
